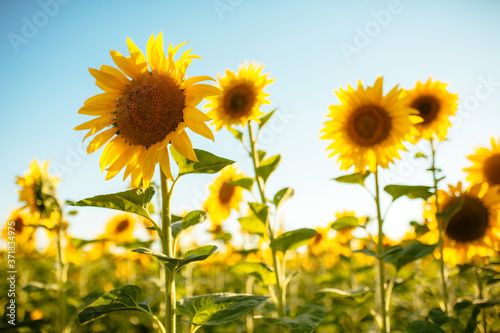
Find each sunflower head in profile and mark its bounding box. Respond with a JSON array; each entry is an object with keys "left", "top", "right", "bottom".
[
  {"left": 16, "top": 160, "right": 60, "bottom": 223},
  {"left": 75, "top": 32, "right": 220, "bottom": 187},
  {"left": 203, "top": 166, "right": 244, "bottom": 227},
  {"left": 321, "top": 77, "right": 417, "bottom": 173},
  {"left": 421, "top": 182, "right": 500, "bottom": 265},
  {"left": 404, "top": 78, "right": 458, "bottom": 142},
  {"left": 205, "top": 61, "right": 274, "bottom": 131},
  {"left": 104, "top": 214, "right": 136, "bottom": 244},
  {"left": 464, "top": 137, "right": 500, "bottom": 188}
]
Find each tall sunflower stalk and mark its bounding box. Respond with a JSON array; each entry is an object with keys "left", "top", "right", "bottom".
[
  {"left": 321, "top": 77, "right": 416, "bottom": 332},
  {"left": 404, "top": 78, "right": 458, "bottom": 314}
]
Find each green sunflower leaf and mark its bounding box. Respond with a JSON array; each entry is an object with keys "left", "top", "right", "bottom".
[
  {"left": 270, "top": 228, "right": 318, "bottom": 254},
  {"left": 258, "top": 108, "right": 277, "bottom": 129},
  {"left": 383, "top": 241, "right": 438, "bottom": 271},
  {"left": 406, "top": 320, "right": 445, "bottom": 333},
  {"left": 229, "top": 261, "right": 276, "bottom": 285},
  {"left": 78, "top": 285, "right": 159, "bottom": 326},
  {"left": 227, "top": 127, "right": 244, "bottom": 142},
  {"left": 171, "top": 147, "right": 234, "bottom": 176},
  {"left": 331, "top": 216, "right": 359, "bottom": 231},
  {"left": 248, "top": 202, "right": 269, "bottom": 223},
  {"left": 384, "top": 185, "right": 433, "bottom": 201},
  {"left": 262, "top": 305, "right": 325, "bottom": 333},
  {"left": 177, "top": 294, "right": 269, "bottom": 327},
  {"left": 227, "top": 177, "right": 254, "bottom": 192},
  {"left": 315, "top": 287, "right": 372, "bottom": 303},
  {"left": 333, "top": 171, "right": 371, "bottom": 186},
  {"left": 256, "top": 154, "right": 281, "bottom": 183},
  {"left": 273, "top": 187, "right": 294, "bottom": 209},
  {"left": 68, "top": 186, "right": 155, "bottom": 223},
  {"left": 238, "top": 216, "right": 266, "bottom": 237},
  {"left": 132, "top": 245, "right": 217, "bottom": 272}
]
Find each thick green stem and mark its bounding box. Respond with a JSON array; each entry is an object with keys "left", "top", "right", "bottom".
[
  {"left": 55, "top": 215, "right": 67, "bottom": 333},
  {"left": 248, "top": 124, "right": 285, "bottom": 321},
  {"left": 161, "top": 171, "right": 176, "bottom": 333},
  {"left": 374, "top": 168, "right": 388, "bottom": 333},
  {"left": 430, "top": 139, "right": 450, "bottom": 314}
]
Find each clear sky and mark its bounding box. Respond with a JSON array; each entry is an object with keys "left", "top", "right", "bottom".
[{"left": 1, "top": 0, "right": 500, "bottom": 241}]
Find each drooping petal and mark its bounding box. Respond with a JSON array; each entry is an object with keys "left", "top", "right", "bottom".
[{"left": 171, "top": 131, "right": 198, "bottom": 162}]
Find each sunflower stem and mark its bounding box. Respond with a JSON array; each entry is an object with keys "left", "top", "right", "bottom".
[
  {"left": 475, "top": 268, "right": 487, "bottom": 333},
  {"left": 430, "top": 139, "right": 450, "bottom": 315},
  {"left": 54, "top": 213, "right": 67, "bottom": 333},
  {"left": 374, "top": 167, "right": 388, "bottom": 333},
  {"left": 160, "top": 170, "right": 176, "bottom": 333},
  {"left": 248, "top": 123, "right": 286, "bottom": 323}
]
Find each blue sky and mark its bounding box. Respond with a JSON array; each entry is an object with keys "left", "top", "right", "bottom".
[{"left": 1, "top": 0, "right": 500, "bottom": 241}]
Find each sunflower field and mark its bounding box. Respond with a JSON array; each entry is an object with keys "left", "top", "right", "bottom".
[{"left": 1, "top": 2, "right": 500, "bottom": 333}]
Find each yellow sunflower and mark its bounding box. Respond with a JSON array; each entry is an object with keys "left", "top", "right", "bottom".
[
  {"left": 404, "top": 78, "right": 458, "bottom": 142},
  {"left": 16, "top": 160, "right": 60, "bottom": 222},
  {"left": 421, "top": 182, "right": 500, "bottom": 265},
  {"left": 75, "top": 32, "right": 220, "bottom": 187},
  {"left": 205, "top": 61, "right": 274, "bottom": 131},
  {"left": 464, "top": 137, "right": 500, "bottom": 187},
  {"left": 102, "top": 214, "right": 136, "bottom": 244},
  {"left": 3, "top": 209, "right": 37, "bottom": 252},
  {"left": 203, "top": 166, "right": 244, "bottom": 226},
  {"left": 321, "top": 77, "right": 417, "bottom": 172}
]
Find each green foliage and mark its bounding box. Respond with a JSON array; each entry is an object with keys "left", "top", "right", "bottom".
[
  {"left": 256, "top": 154, "right": 281, "bottom": 183},
  {"left": 177, "top": 294, "right": 269, "bottom": 328},
  {"left": 263, "top": 305, "right": 325, "bottom": 333},
  {"left": 78, "top": 285, "right": 159, "bottom": 326},
  {"left": 258, "top": 109, "right": 277, "bottom": 130},
  {"left": 229, "top": 261, "right": 276, "bottom": 285},
  {"left": 384, "top": 185, "right": 433, "bottom": 201},
  {"left": 132, "top": 245, "right": 217, "bottom": 272},
  {"left": 227, "top": 127, "right": 244, "bottom": 142},
  {"left": 315, "top": 288, "right": 372, "bottom": 303},
  {"left": 273, "top": 187, "right": 294, "bottom": 209},
  {"left": 171, "top": 147, "right": 234, "bottom": 176},
  {"left": 333, "top": 171, "right": 370, "bottom": 186},
  {"left": 384, "top": 241, "right": 438, "bottom": 271},
  {"left": 248, "top": 202, "right": 269, "bottom": 223},
  {"left": 331, "top": 216, "right": 359, "bottom": 230},
  {"left": 227, "top": 177, "right": 254, "bottom": 191},
  {"left": 68, "top": 186, "right": 155, "bottom": 222},
  {"left": 270, "top": 228, "right": 318, "bottom": 254},
  {"left": 238, "top": 216, "right": 266, "bottom": 237},
  {"left": 406, "top": 320, "right": 445, "bottom": 333}
]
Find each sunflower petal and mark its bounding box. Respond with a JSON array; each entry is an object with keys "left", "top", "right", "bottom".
[
  {"left": 185, "top": 117, "right": 214, "bottom": 141},
  {"left": 89, "top": 68, "right": 127, "bottom": 90},
  {"left": 87, "top": 128, "right": 118, "bottom": 154},
  {"left": 159, "top": 149, "right": 173, "bottom": 180},
  {"left": 171, "top": 131, "right": 198, "bottom": 162},
  {"left": 84, "top": 93, "right": 121, "bottom": 106},
  {"left": 74, "top": 114, "right": 115, "bottom": 131},
  {"left": 110, "top": 50, "right": 141, "bottom": 79},
  {"left": 127, "top": 38, "right": 148, "bottom": 74}
]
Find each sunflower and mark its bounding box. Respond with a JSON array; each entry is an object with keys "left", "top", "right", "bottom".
[
  {"left": 404, "top": 78, "right": 458, "bottom": 142},
  {"left": 421, "top": 182, "right": 500, "bottom": 265},
  {"left": 3, "top": 209, "right": 37, "bottom": 251},
  {"left": 321, "top": 77, "right": 417, "bottom": 172},
  {"left": 205, "top": 61, "right": 274, "bottom": 131},
  {"left": 103, "top": 214, "right": 136, "bottom": 244},
  {"left": 464, "top": 137, "right": 500, "bottom": 187},
  {"left": 203, "top": 166, "right": 244, "bottom": 226},
  {"left": 75, "top": 32, "right": 220, "bottom": 187},
  {"left": 16, "top": 160, "right": 60, "bottom": 222}
]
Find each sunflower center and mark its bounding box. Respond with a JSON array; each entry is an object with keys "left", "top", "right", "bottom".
[
  {"left": 117, "top": 74, "right": 185, "bottom": 148},
  {"left": 411, "top": 95, "right": 440, "bottom": 125},
  {"left": 219, "top": 182, "right": 235, "bottom": 204},
  {"left": 482, "top": 153, "right": 500, "bottom": 186},
  {"left": 14, "top": 216, "right": 24, "bottom": 233},
  {"left": 347, "top": 106, "right": 392, "bottom": 146},
  {"left": 444, "top": 195, "right": 490, "bottom": 243},
  {"left": 223, "top": 84, "right": 255, "bottom": 118},
  {"left": 115, "top": 219, "right": 130, "bottom": 234}
]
